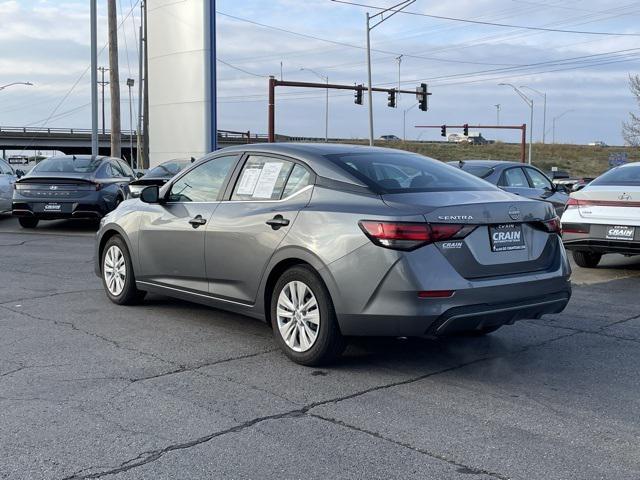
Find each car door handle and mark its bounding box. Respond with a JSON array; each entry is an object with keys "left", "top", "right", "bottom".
[
  {"left": 188, "top": 215, "right": 207, "bottom": 228},
  {"left": 266, "top": 215, "right": 290, "bottom": 230}
]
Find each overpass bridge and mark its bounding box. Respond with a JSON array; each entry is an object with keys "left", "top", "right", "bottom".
[{"left": 0, "top": 127, "right": 273, "bottom": 161}]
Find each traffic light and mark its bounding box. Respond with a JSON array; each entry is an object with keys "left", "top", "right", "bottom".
[
  {"left": 387, "top": 89, "right": 396, "bottom": 108},
  {"left": 418, "top": 83, "right": 428, "bottom": 111},
  {"left": 463, "top": 124, "right": 469, "bottom": 136},
  {"left": 354, "top": 85, "right": 363, "bottom": 105},
  {"left": 440, "top": 125, "right": 446, "bottom": 137}
]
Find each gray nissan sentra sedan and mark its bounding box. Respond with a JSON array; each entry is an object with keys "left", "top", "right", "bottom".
[{"left": 95, "top": 144, "right": 571, "bottom": 365}]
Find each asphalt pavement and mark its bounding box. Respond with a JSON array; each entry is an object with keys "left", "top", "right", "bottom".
[{"left": 1, "top": 214, "right": 639, "bottom": 480}]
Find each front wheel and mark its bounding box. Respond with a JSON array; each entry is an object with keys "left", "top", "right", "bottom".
[
  {"left": 572, "top": 250, "right": 602, "bottom": 268},
  {"left": 18, "top": 217, "right": 39, "bottom": 229},
  {"left": 101, "top": 235, "right": 146, "bottom": 305},
  {"left": 271, "top": 266, "right": 346, "bottom": 366}
]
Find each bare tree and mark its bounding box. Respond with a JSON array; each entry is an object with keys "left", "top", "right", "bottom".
[{"left": 623, "top": 74, "right": 640, "bottom": 146}]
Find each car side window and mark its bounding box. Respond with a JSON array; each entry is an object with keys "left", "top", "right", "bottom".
[
  {"left": 526, "top": 167, "right": 553, "bottom": 190},
  {"left": 282, "top": 164, "right": 312, "bottom": 198},
  {"left": 231, "top": 156, "right": 294, "bottom": 201},
  {"left": 110, "top": 161, "right": 126, "bottom": 178},
  {"left": 117, "top": 159, "right": 134, "bottom": 178},
  {"left": 169, "top": 155, "right": 237, "bottom": 202},
  {"left": 501, "top": 168, "right": 529, "bottom": 188}
]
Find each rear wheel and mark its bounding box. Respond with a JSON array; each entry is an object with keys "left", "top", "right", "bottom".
[
  {"left": 572, "top": 250, "right": 602, "bottom": 268},
  {"left": 18, "top": 217, "right": 39, "bottom": 229},
  {"left": 101, "top": 235, "right": 146, "bottom": 305},
  {"left": 271, "top": 266, "right": 346, "bottom": 366}
]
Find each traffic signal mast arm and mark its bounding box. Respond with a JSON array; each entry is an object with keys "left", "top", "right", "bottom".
[{"left": 268, "top": 77, "right": 431, "bottom": 142}]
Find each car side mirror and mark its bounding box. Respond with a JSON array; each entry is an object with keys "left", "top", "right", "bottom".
[
  {"left": 136, "top": 171, "right": 144, "bottom": 179},
  {"left": 140, "top": 185, "right": 160, "bottom": 203},
  {"left": 15, "top": 169, "right": 25, "bottom": 178}
]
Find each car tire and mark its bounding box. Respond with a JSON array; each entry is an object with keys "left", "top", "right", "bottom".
[
  {"left": 271, "top": 265, "right": 346, "bottom": 366},
  {"left": 101, "top": 235, "right": 146, "bottom": 305},
  {"left": 572, "top": 250, "right": 602, "bottom": 268},
  {"left": 18, "top": 217, "right": 39, "bottom": 229}
]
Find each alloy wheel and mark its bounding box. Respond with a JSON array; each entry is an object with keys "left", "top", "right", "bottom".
[
  {"left": 276, "top": 280, "right": 320, "bottom": 352},
  {"left": 103, "top": 245, "right": 126, "bottom": 296}
]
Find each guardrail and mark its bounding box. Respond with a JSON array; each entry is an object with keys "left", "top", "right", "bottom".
[{"left": 0, "top": 126, "right": 136, "bottom": 135}]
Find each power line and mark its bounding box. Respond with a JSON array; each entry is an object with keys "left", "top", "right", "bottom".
[{"left": 330, "top": 0, "right": 640, "bottom": 36}]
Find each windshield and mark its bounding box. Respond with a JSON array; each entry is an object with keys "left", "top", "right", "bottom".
[
  {"left": 590, "top": 165, "right": 640, "bottom": 186},
  {"left": 326, "top": 151, "right": 496, "bottom": 193},
  {"left": 32, "top": 156, "right": 102, "bottom": 174},
  {"left": 146, "top": 160, "right": 189, "bottom": 178}
]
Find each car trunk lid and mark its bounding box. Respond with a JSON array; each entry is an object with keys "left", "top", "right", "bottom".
[{"left": 382, "top": 190, "right": 560, "bottom": 279}]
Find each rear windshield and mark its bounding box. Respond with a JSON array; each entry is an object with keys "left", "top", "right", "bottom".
[
  {"left": 458, "top": 164, "right": 494, "bottom": 178},
  {"left": 146, "top": 161, "right": 189, "bottom": 178},
  {"left": 32, "top": 157, "right": 102, "bottom": 174},
  {"left": 589, "top": 165, "right": 640, "bottom": 187},
  {"left": 590, "top": 165, "right": 640, "bottom": 186},
  {"left": 326, "top": 151, "right": 495, "bottom": 193}
]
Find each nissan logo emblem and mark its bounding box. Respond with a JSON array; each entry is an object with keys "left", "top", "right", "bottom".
[
  {"left": 619, "top": 193, "right": 632, "bottom": 201},
  {"left": 508, "top": 205, "right": 521, "bottom": 221}
]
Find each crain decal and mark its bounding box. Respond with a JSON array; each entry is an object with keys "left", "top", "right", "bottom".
[{"left": 441, "top": 241, "right": 464, "bottom": 249}]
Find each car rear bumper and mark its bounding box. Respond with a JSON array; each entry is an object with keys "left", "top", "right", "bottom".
[
  {"left": 335, "top": 274, "right": 571, "bottom": 336},
  {"left": 12, "top": 201, "right": 106, "bottom": 219},
  {"left": 563, "top": 237, "right": 640, "bottom": 255}
]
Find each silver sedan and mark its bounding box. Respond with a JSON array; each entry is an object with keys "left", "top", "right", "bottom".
[
  {"left": 0, "top": 159, "right": 22, "bottom": 213},
  {"left": 95, "top": 144, "right": 571, "bottom": 365}
]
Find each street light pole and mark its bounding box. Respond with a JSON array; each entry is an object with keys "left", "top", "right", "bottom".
[
  {"left": 364, "top": 0, "right": 416, "bottom": 146},
  {"left": 403, "top": 102, "right": 418, "bottom": 141},
  {"left": 521, "top": 85, "right": 547, "bottom": 144},
  {"left": 0, "top": 82, "right": 34, "bottom": 91},
  {"left": 494, "top": 104, "right": 500, "bottom": 125},
  {"left": 300, "top": 68, "right": 329, "bottom": 142},
  {"left": 500, "top": 83, "right": 534, "bottom": 164}
]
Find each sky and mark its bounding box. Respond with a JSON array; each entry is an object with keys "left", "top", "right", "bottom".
[{"left": 1, "top": 0, "right": 639, "bottom": 147}]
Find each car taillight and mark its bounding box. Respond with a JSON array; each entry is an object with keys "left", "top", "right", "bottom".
[
  {"left": 541, "top": 217, "right": 561, "bottom": 234},
  {"left": 358, "top": 221, "right": 472, "bottom": 251},
  {"left": 562, "top": 223, "right": 590, "bottom": 234}
]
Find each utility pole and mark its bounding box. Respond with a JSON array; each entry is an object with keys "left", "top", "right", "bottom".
[
  {"left": 90, "top": 0, "right": 98, "bottom": 156},
  {"left": 396, "top": 55, "right": 402, "bottom": 102},
  {"left": 98, "top": 67, "right": 109, "bottom": 135},
  {"left": 108, "top": 0, "right": 121, "bottom": 158},
  {"left": 365, "top": 1, "right": 415, "bottom": 146},
  {"left": 126, "top": 78, "right": 135, "bottom": 167},
  {"left": 136, "top": 21, "right": 143, "bottom": 169},
  {"left": 494, "top": 104, "right": 501, "bottom": 125}
]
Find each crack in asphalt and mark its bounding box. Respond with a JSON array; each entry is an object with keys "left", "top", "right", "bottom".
[
  {"left": 0, "top": 288, "right": 103, "bottom": 306},
  {"left": 0, "top": 304, "right": 176, "bottom": 367},
  {"left": 307, "top": 412, "right": 510, "bottom": 480},
  {"left": 61, "top": 330, "right": 579, "bottom": 480},
  {"left": 534, "top": 310, "right": 640, "bottom": 344}
]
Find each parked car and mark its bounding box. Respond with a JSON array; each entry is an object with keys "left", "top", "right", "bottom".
[
  {"left": 380, "top": 135, "right": 400, "bottom": 141},
  {"left": 561, "top": 162, "right": 640, "bottom": 268},
  {"left": 0, "top": 159, "right": 24, "bottom": 213},
  {"left": 127, "top": 158, "right": 192, "bottom": 198},
  {"left": 12, "top": 155, "right": 135, "bottom": 228},
  {"left": 466, "top": 134, "right": 489, "bottom": 145},
  {"left": 95, "top": 144, "right": 571, "bottom": 365},
  {"left": 450, "top": 160, "right": 569, "bottom": 217}
]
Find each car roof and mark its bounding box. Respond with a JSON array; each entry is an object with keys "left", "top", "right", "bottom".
[
  {"left": 447, "top": 159, "right": 524, "bottom": 168},
  {"left": 216, "top": 142, "right": 425, "bottom": 186}
]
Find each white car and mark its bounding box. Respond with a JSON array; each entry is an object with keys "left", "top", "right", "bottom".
[
  {"left": 0, "top": 159, "right": 23, "bottom": 213},
  {"left": 561, "top": 162, "right": 640, "bottom": 268}
]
